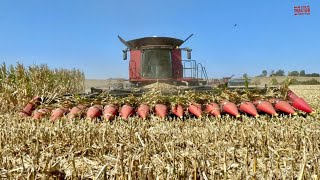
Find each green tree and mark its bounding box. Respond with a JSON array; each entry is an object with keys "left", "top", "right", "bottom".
[
  {"left": 310, "top": 73, "right": 320, "bottom": 77},
  {"left": 300, "top": 70, "right": 306, "bottom": 76},
  {"left": 269, "top": 70, "right": 275, "bottom": 77},
  {"left": 262, "top": 70, "right": 268, "bottom": 77},
  {"left": 288, "top": 71, "right": 299, "bottom": 76},
  {"left": 274, "top": 69, "right": 285, "bottom": 76}
]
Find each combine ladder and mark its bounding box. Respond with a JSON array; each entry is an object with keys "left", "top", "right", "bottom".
[{"left": 182, "top": 60, "right": 209, "bottom": 85}]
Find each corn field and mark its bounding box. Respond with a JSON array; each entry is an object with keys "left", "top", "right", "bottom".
[
  {"left": 0, "top": 63, "right": 85, "bottom": 113},
  {"left": 0, "top": 84, "right": 320, "bottom": 179}
]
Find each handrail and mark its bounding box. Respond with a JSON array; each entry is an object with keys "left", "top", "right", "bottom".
[
  {"left": 182, "top": 60, "right": 208, "bottom": 84},
  {"left": 182, "top": 60, "right": 197, "bottom": 79},
  {"left": 202, "top": 67, "right": 208, "bottom": 80},
  {"left": 197, "top": 63, "right": 209, "bottom": 83}
]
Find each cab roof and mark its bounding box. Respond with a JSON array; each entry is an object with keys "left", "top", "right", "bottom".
[{"left": 127, "top": 37, "right": 184, "bottom": 49}]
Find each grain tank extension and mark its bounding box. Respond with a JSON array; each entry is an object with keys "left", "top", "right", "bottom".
[{"left": 118, "top": 35, "right": 208, "bottom": 86}]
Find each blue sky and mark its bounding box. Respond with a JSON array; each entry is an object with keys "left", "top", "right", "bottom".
[{"left": 0, "top": 0, "right": 319, "bottom": 79}]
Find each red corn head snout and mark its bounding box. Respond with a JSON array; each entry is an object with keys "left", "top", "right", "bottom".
[
  {"left": 287, "top": 90, "right": 313, "bottom": 113},
  {"left": 254, "top": 100, "right": 277, "bottom": 116},
  {"left": 171, "top": 104, "right": 184, "bottom": 118},
  {"left": 239, "top": 102, "right": 259, "bottom": 117},
  {"left": 103, "top": 105, "right": 118, "bottom": 121},
  {"left": 292, "top": 98, "right": 313, "bottom": 113},
  {"left": 68, "top": 106, "right": 84, "bottom": 120},
  {"left": 155, "top": 104, "right": 168, "bottom": 118},
  {"left": 120, "top": 104, "right": 134, "bottom": 120},
  {"left": 221, "top": 100, "right": 240, "bottom": 117},
  {"left": 23, "top": 103, "right": 35, "bottom": 115},
  {"left": 137, "top": 104, "right": 150, "bottom": 119},
  {"left": 20, "top": 96, "right": 42, "bottom": 116},
  {"left": 21, "top": 101, "right": 37, "bottom": 116},
  {"left": 274, "top": 100, "right": 296, "bottom": 115},
  {"left": 188, "top": 103, "right": 202, "bottom": 118},
  {"left": 68, "top": 106, "right": 81, "bottom": 119},
  {"left": 33, "top": 108, "right": 51, "bottom": 120},
  {"left": 86, "top": 105, "right": 102, "bottom": 119},
  {"left": 51, "top": 108, "right": 67, "bottom": 122},
  {"left": 287, "top": 90, "right": 299, "bottom": 100},
  {"left": 205, "top": 103, "right": 221, "bottom": 117}
]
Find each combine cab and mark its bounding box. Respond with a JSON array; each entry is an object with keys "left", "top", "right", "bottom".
[{"left": 119, "top": 34, "right": 208, "bottom": 86}]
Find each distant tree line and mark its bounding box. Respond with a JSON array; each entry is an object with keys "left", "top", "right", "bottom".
[
  {"left": 256, "top": 69, "right": 320, "bottom": 77},
  {"left": 270, "top": 78, "right": 320, "bottom": 85}
]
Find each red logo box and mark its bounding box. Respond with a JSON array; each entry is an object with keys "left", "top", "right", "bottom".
[{"left": 294, "top": 5, "right": 311, "bottom": 15}]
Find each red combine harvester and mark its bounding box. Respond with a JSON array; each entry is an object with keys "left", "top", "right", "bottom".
[
  {"left": 18, "top": 35, "right": 316, "bottom": 120},
  {"left": 118, "top": 34, "right": 208, "bottom": 86}
]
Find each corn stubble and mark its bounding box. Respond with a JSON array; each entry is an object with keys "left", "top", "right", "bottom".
[{"left": 0, "top": 114, "right": 319, "bottom": 179}]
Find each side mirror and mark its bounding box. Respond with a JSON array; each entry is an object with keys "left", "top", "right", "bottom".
[
  {"left": 122, "top": 49, "right": 127, "bottom": 60},
  {"left": 187, "top": 51, "right": 191, "bottom": 59}
]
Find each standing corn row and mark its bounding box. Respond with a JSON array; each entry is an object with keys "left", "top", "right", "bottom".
[{"left": 0, "top": 62, "right": 85, "bottom": 113}]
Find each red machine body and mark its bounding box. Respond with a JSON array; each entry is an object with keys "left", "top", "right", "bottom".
[{"left": 119, "top": 36, "right": 208, "bottom": 86}]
